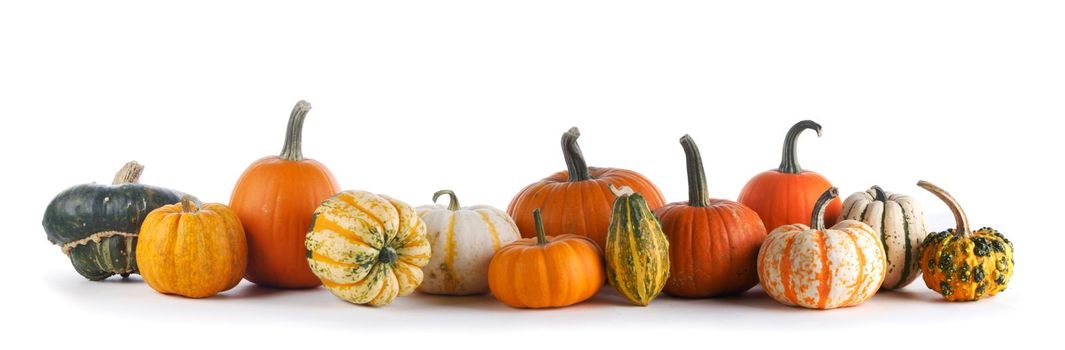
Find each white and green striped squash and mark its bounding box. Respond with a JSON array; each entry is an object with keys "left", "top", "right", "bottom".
[{"left": 840, "top": 186, "right": 927, "bottom": 289}]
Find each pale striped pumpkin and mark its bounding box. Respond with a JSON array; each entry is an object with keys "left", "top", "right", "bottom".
[
  {"left": 416, "top": 190, "right": 520, "bottom": 295},
  {"left": 840, "top": 186, "right": 927, "bottom": 289},
  {"left": 305, "top": 190, "right": 431, "bottom": 306},
  {"left": 605, "top": 185, "right": 670, "bottom": 306},
  {"left": 758, "top": 188, "right": 886, "bottom": 309}
]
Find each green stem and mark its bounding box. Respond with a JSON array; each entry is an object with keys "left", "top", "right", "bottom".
[
  {"left": 432, "top": 190, "right": 461, "bottom": 211},
  {"left": 533, "top": 209, "right": 548, "bottom": 245},
  {"left": 917, "top": 180, "right": 971, "bottom": 237},
  {"left": 679, "top": 134, "right": 709, "bottom": 207},
  {"left": 561, "top": 127, "right": 591, "bottom": 182},
  {"left": 811, "top": 187, "right": 838, "bottom": 230},
  {"left": 279, "top": 100, "right": 312, "bottom": 161},
  {"left": 872, "top": 185, "right": 888, "bottom": 202},
  {"left": 112, "top": 161, "right": 144, "bottom": 185},
  {"left": 778, "top": 120, "right": 822, "bottom": 174}
]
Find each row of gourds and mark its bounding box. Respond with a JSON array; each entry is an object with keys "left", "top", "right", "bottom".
[{"left": 42, "top": 101, "right": 1014, "bottom": 309}]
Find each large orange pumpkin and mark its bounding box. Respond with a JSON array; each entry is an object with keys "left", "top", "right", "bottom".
[
  {"left": 507, "top": 127, "right": 665, "bottom": 249},
  {"left": 230, "top": 100, "right": 340, "bottom": 288},
  {"left": 654, "top": 135, "right": 767, "bottom": 297},
  {"left": 738, "top": 120, "right": 840, "bottom": 232},
  {"left": 487, "top": 209, "right": 605, "bottom": 308}
]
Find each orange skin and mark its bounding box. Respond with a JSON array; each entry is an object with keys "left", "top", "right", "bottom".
[
  {"left": 737, "top": 170, "right": 841, "bottom": 233},
  {"left": 230, "top": 156, "right": 339, "bottom": 288},
  {"left": 507, "top": 167, "right": 664, "bottom": 249},
  {"left": 488, "top": 234, "right": 605, "bottom": 308},
  {"left": 655, "top": 199, "right": 767, "bottom": 297}
]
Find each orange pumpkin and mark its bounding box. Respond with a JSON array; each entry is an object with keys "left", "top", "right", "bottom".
[
  {"left": 230, "top": 101, "right": 340, "bottom": 288},
  {"left": 507, "top": 127, "right": 665, "bottom": 249},
  {"left": 487, "top": 209, "right": 605, "bottom": 309},
  {"left": 738, "top": 120, "right": 840, "bottom": 232},
  {"left": 654, "top": 135, "right": 767, "bottom": 297}
]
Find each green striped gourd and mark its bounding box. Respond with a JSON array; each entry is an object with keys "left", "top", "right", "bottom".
[
  {"left": 605, "top": 185, "right": 670, "bottom": 306},
  {"left": 840, "top": 186, "right": 927, "bottom": 289}
]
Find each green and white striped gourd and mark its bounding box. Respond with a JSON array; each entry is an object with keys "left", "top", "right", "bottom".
[
  {"left": 605, "top": 185, "right": 670, "bottom": 306},
  {"left": 840, "top": 186, "right": 927, "bottom": 289}
]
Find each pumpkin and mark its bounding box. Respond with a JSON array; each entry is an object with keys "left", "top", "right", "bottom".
[
  {"left": 840, "top": 186, "right": 928, "bottom": 289},
  {"left": 488, "top": 209, "right": 605, "bottom": 308},
  {"left": 605, "top": 185, "right": 670, "bottom": 306},
  {"left": 654, "top": 135, "right": 767, "bottom": 298},
  {"left": 415, "top": 190, "right": 521, "bottom": 295},
  {"left": 757, "top": 187, "right": 886, "bottom": 309},
  {"left": 916, "top": 181, "right": 1013, "bottom": 301},
  {"left": 508, "top": 127, "right": 665, "bottom": 249},
  {"left": 137, "top": 197, "right": 247, "bottom": 298},
  {"left": 42, "top": 161, "right": 193, "bottom": 281},
  {"left": 738, "top": 120, "right": 841, "bottom": 232},
  {"left": 230, "top": 100, "right": 341, "bottom": 288},
  {"left": 305, "top": 190, "right": 431, "bottom": 306}
]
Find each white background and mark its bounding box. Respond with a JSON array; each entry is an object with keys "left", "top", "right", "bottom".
[{"left": 1, "top": 1, "right": 1061, "bottom": 348}]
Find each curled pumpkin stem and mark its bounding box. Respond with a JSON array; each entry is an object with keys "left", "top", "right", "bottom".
[
  {"left": 811, "top": 187, "right": 838, "bottom": 230},
  {"left": 778, "top": 120, "right": 822, "bottom": 174},
  {"left": 432, "top": 190, "right": 461, "bottom": 211},
  {"left": 917, "top": 180, "right": 971, "bottom": 237},
  {"left": 561, "top": 127, "right": 592, "bottom": 182}
]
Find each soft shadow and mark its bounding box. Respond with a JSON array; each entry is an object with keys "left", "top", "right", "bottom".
[{"left": 875, "top": 288, "right": 946, "bottom": 303}]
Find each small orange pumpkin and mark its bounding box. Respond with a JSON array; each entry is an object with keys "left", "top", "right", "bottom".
[
  {"left": 487, "top": 209, "right": 605, "bottom": 309},
  {"left": 654, "top": 135, "right": 767, "bottom": 297},
  {"left": 230, "top": 101, "right": 341, "bottom": 288},
  {"left": 508, "top": 127, "right": 665, "bottom": 249},
  {"left": 738, "top": 120, "right": 840, "bottom": 232},
  {"left": 137, "top": 197, "right": 248, "bottom": 298}
]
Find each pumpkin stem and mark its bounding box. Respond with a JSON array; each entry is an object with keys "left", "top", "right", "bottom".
[
  {"left": 811, "top": 187, "right": 838, "bottom": 230},
  {"left": 609, "top": 184, "right": 635, "bottom": 197},
  {"left": 432, "top": 190, "right": 461, "bottom": 211},
  {"left": 561, "top": 127, "right": 592, "bottom": 182},
  {"left": 872, "top": 185, "right": 888, "bottom": 202},
  {"left": 179, "top": 195, "right": 199, "bottom": 213},
  {"left": 112, "top": 161, "right": 144, "bottom": 185},
  {"left": 532, "top": 208, "right": 549, "bottom": 245},
  {"left": 778, "top": 120, "right": 822, "bottom": 174},
  {"left": 279, "top": 100, "right": 312, "bottom": 161},
  {"left": 917, "top": 180, "right": 971, "bottom": 237},
  {"left": 679, "top": 135, "right": 709, "bottom": 207}
]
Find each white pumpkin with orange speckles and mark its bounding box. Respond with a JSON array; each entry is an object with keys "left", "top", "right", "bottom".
[
  {"left": 757, "top": 188, "right": 887, "bottom": 309},
  {"left": 416, "top": 190, "right": 520, "bottom": 295}
]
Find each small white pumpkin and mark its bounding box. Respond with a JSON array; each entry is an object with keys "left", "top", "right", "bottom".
[
  {"left": 416, "top": 190, "right": 521, "bottom": 295},
  {"left": 840, "top": 186, "right": 928, "bottom": 289}
]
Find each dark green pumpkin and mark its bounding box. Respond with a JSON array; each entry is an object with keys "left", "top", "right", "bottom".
[{"left": 42, "top": 161, "right": 193, "bottom": 280}]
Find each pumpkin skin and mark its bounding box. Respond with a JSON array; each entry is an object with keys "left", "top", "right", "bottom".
[
  {"left": 606, "top": 185, "right": 670, "bottom": 306},
  {"left": 230, "top": 101, "right": 341, "bottom": 289},
  {"left": 738, "top": 120, "right": 840, "bottom": 232},
  {"left": 508, "top": 127, "right": 665, "bottom": 249},
  {"left": 840, "top": 186, "right": 928, "bottom": 289},
  {"left": 757, "top": 188, "right": 887, "bottom": 310},
  {"left": 42, "top": 161, "right": 193, "bottom": 281},
  {"left": 305, "top": 190, "right": 431, "bottom": 306},
  {"left": 654, "top": 135, "right": 767, "bottom": 297},
  {"left": 488, "top": 209, "right": 605, "bottom": 309},
  {"left": 137, "top": 198, "right": 247, "bottom": 298},
  {"left": 916, "top": 181, "right": 1013, "bottom": 301},
  {"left": 416, "top": 190, "right": 521, "bottom": 295}
]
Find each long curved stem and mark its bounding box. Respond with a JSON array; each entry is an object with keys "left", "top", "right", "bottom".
[
  {"left": 917, "top": 180, "right": 970, "bottom": 237},
  {"left": 811, "top": 187, "right": 839, "bottom": 230},
  {"left": 432, "top": 190, "right": 461, "bottom": 211},
  {"left": 561, "top": 127, "right": 591, "bottom": 182},
  {"left": 112, "top": 161, "right": 144, "bottom": 184},
  {"left": 872, "top": 185, "right": 888, "bottom": 202},
  {"left": 533, "top": 208, "right": 548, "bottom": 245},
  {"left": 680, "top": 135, "right": 709, "bottom": 207},
  {"left": 279, "top": 100, "right": 312, "bottom": 161},
  {"left": 778, "top": 120, "right": 822, "bottom": 174}
]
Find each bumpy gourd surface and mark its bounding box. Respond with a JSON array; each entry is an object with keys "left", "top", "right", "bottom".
[
  {"left": 920, "top": 227, "right": 1013, "bottom": 301},
  {"left": 841, "top": 189, "right": 927, "bottom": 289},
  {"left": 306, "top": 191, "right": 431, "bottom": 306},
  {"left": 758, "top": 220, "right": 886, "bottom": 309},
  {"left": 416, "top": 204, "right": 520, "bottom": 295}
]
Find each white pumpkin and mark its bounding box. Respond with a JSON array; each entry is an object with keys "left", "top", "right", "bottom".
[
  {"left": 416, "top": 190, "right": 521, "bottom": 295},
  {"left": 840, "top": 186, "right": 928, "bottom": 289}
]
